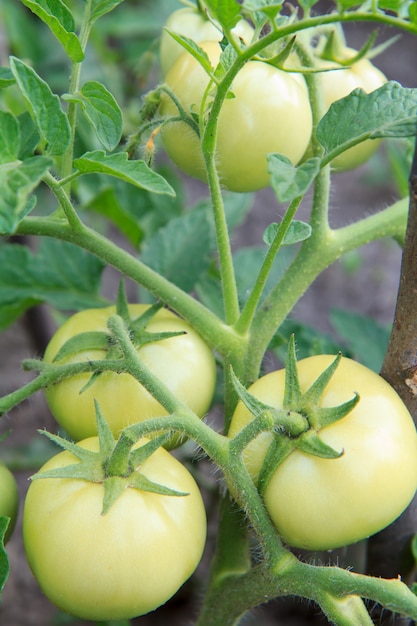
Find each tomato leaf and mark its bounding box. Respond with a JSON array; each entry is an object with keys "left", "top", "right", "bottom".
[
  {"left": 263, "top": 220, "right": 312, "bottom": 247},
  {"left": 243, "top": 0, "right": 283, "bottom": 20},
  {"left": 163, "top": 31, "right": 214, "bottom": 76},
  {"left": 140, "top": 206, "right": 213, "bottom": 293},
  {"left": 204, "top": 0, "right": 242, "bottom": 29},
  {"left": 73, "top": 151, "right": 175, "bottom": 196},
  {"left": 63, "top": 81, "right": 123, "bottom": 151},
  {"left": 0, "top": 517, "right": 10, "bottom": 592},
  {"left": 90, "top": 0, "right": 125, "bottom": 23},
  {"left": 0, "top": 67, "right": 15, "bottom": 88},
  {"left": 9, "top": 57, "right": 71, "bottom": 156},
  {"left": 0, "top": 111, "right": 53, "bottom": 233},
  {"left": 330, "top": 308, "right": 391, "bottom": 372},
  {"left": 19, "top": 0, "right": 84, "bottom": 62},
  {"left": 268, "top": 154, "right": 321, "bottom": 203},
  {"left": 317, "top": 82, "right": 417, "bottom": 165},
  {"left": 0, "top": 239, "right": 107, "bottom": 330}
]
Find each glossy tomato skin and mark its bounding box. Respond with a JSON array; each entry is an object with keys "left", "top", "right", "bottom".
[
  {"left": 160, "top": 42, "right": 312, "bottom": 193},
  {"left": 0, "top": 463, "right": 19, "bottom": 543},
  {"left": 43, "top": 305, "right": 216, "bottom": 443},
  {"left": 160, "top": 7, "right": 254, "bottom": 76},
  {"left": 229, "top": 355, "right": 417, "bottom": 551},
  {"left": 23, "top": 437, "right": 207, "bottom": 621},
  {"left": 318, "top": 48, "right": 387, "bottom": 171}
]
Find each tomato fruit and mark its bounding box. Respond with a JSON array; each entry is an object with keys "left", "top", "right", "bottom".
[
  {"left": 0, "top": 462, "right": 19, "bottom": 543},
  {"left": 160, "top": 7, "right": 254, "bottom": 76},
  {"left": 23, "top": 436, "right": 207, "bottom": 621},
  {"left": 160, "top": 42, "right": 312, "bottom": 193},
  {"left": 318, "top": 47, "right": 387, "bottom": 171},
  {"left": 43, "top": 305, "right": 216, "bottom": 443},
  {"left": 229, "top": 355, "right": 417, "bottom": 550}
]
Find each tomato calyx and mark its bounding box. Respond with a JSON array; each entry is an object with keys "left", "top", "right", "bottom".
[
  {"left": 31, "top": 403, "right": 188, "bottom": 514},
  {"left": 50, "top": 284, "right": 186, "bottom": 392},
  {"left": 231, "top": 336, "right": 360, "bottom": 493}
]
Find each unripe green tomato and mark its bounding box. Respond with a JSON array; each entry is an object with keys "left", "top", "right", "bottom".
[
  {"left": 318, "top": 47, "right": 387, "bottom": 171},
  {"left": 23, "top": 437, "right": 207, "bottom": 621},
  {"left": 43, "top": 305, "right": 217, "bottom": 445},
  {"left": 0, "top": 462, "right": 19, "bottom": 543},
  {"left": 160, "top": 7, "right": 254, "bottom": 76},
  {"left": 160, "top": 42, "right": 313, "bottom": 192},
  {"left": 229, "top": 355, "right": 417, "bottom": 551}
]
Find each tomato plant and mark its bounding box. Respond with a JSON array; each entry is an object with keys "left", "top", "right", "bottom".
[
  {"left": 23, "top": 435, "right": 207, "bottom": 621},
  {"left": 43, "top": 304, "right": 216, "bottom": 443},
  {"left": 0, "top": 462, "right": 19, "bottom": 543},
  {"left": 159, "top": 41, "right": 313, "bottom": 192},
  {"left": 1, "top": 0, "right": 417, "bottom": 625},
  {"left": 159, "top": 6, "right": 254, "bottom": 76},
  {"left": 229, "top": 354, "right": 417, "bottom": 550}
]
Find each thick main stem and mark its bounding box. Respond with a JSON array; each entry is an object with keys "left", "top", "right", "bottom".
[{"left": 366, "top": 142, "right": 417, "bottom": 609}]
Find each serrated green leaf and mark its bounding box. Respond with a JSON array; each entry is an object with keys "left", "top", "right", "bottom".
[
  {"left": 0, "top": 155, "right": 53, "bottom": 234},
  {"left": 317, "top": 82, "right": 417, "bottom": 164},
  {"left": 19, "top": 0, "right": 84, "bottom": 62},
  {"left": 163, "top": 31, "right": 214, "bottom": 76},
  {"left": 0, "top": 517, "right": 10, "bottom": 592},
  {"left": 268, "top": 154, "right": 320, "bottom": 203},
  {"left": 64, "top": 81, "right": 123, "bottom": 151},
  {"left": 73, "top": 151, "right": 175, "bottom": 195},
  {"left": 204, "top": 0, "right": 241, "bottom": 29},
  {"left": 263, "top": 220, "right": 312, "bottom": 247},
  {"left": 0, "top": 67, "right": 15, "bottom": 87},
  {"left": 90, "top": 0, "right": 125, "bottom": 22},
  {"left": 141, "top": 207, "right": 213, "bottom": 292},
  {"left": 17, "top": 112, "right": 41, "bottom": 160},
  {"left": 9, "top": 57, "right": 71, "bottom": 156},
  {"left": 330, "top": 308, "right": 390, "bottom": 372},
  {"left": 0, "top": 239, "right": 107, "bottom": 330},
  {"left": 410, "top": 1, "right": 417, "bottom": 23},
  {"left": 0, "top": 111, "right": 19, "bottom": 164}
]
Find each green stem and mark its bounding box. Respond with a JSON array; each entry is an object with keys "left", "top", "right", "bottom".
[
  {"left": 60, "top": 0, "right": 93, "bottom": 192},
  {"left": 42, "top": 172, "right": 83, "bottom": 230},
  {"left": 235, "top": 196, "right": 303, "bottom": 335},
  {"left": 246, "top": 197, "right": 408, "bottom": 379},
  {"left": 16, "top": 217, "right": 243, "bottom": 360}
]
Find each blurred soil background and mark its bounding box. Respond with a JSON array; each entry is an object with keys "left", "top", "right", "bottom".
[{"left": 0, "top": 9, "right": 417, "bottom": 626}]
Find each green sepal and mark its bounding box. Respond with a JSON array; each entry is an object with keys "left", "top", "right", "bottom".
[
  {"left": 52, "top": 331, "right": 110, "bottom": 362},
  {"left": 263, "top": 36, "right": 296, "bottom": 68},
  {"left": 300, "top": 353, "right": 342, "bottom": 411},
  {"left": 127, "top": 471, "right": 188, "bottom": 498},
  {"left": 313, "top": 392, "right": 360, "bottom": 430},
  {"left": 229, "top": 366, "right": 307, "bottom": 437},
  {"left": 35, "top": 429, "right": 98, "bottom": 463},
  {"left": 283, "top": 334, "right": 302, "bottom": 409},
  {"left": 114, "top": 283, "right": 186, "bottom": 348},
  {"left": 102, "top": 475, "right": 127, "bottom": 515},
  {"left": 258, "top": 434, "right": 295, "bottom": 495},
  {"left": 115, "top": 280, "right": 131, "bottom": 324},
  {"left": 129, "top": 433, "right": 173, "bottom": 469},
  {"left": 95, "top": 400, "right": 116, "bottom": 455},
  {"left": 295, "top": 429, "right": 343, "bottom": 459},
  {"left": 30, "top": 459, "right": 104, "bottom": 483}
]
